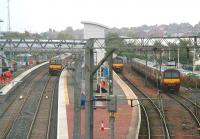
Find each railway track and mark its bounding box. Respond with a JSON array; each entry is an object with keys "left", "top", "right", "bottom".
[
  {"left": 119, "top": 73, "right": 171, "bottom": 139},
  {"left": 0, "top": 64, "right": 58, "bottom": 139},
  {"left": 179, "top": 94, "right": 200, "bottom": 117},
  {"left": 5, "top": 70, "right": 49, "bottom": 139},
  {"left": 168, "top": 93, "right": 200, "bottom": 129},
  {"left": 0, "top": 65, "right": 48, "bottom": 139},
  {"left": 4, "top": 72, "right": 55, "bottom": 138},
  {"left": 27, "top": 76, "right": 58, "bottom": 139},
  {"left": 139, "top": 102, "right": 151, "bottom": 139},
  {"left": 124, "top": 64, "right": 200, "bottom": 138}
]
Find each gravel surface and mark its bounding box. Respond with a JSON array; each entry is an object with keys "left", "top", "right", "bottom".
[
  {"left": 5, "top": 69, "right": 48, "bottom": 139},
  {"left": 124, "top": 64, "right": 199, "bottom": 139}
]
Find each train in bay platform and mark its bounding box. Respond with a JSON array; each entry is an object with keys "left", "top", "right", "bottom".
[
  {"left": 48, "top": 53, "right": 71, "bottom": 76},
  {"left": 48, "top": 54, "right": 70, "bottom": 76},
  {"left": 131, "top": 58, "right": 181, "bottom": 93},
  {"left": 112, "top": 56, "right": 124, "bottom": 73},
  {"left": 48, "top": 58, "right": 64, "bottom": 75}
]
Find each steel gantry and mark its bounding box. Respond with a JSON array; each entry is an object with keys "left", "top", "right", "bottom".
[
  {"left": 0, "top": 36, "right": 200, "bottom": 139},
  {"left": 0, "top": 36, "right": 200, "bottom": 52},
  {"left": 0, "top": 36, "right": 200, "bottom": 51},
  {"left": 0, "top": 39, "right": 87, "bottom": 53}
]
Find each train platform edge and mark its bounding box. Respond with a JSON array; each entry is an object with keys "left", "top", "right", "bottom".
[
  {"left": 113, "top": 71, "right": 141, "bottom": 139},
  {"left": 58, "top": 69, "right": 141, "bottom": 139},
  {"left": 0, "top": 62, "right": 48, "bottom": 99},
  {"left": 57, "top": 69, "right": 69, "bottom": 139}
]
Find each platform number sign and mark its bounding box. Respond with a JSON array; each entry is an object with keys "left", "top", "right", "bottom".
[{"left": 103, "top": 68, "right": 109, "bottom": 78}]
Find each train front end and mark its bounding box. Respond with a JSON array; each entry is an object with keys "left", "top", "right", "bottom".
[
  {"left": 48, "top": 59, "right": 63, "bottom": 76},
  {"left": 161, "top": 69, "right": 181, "bottom": 93}
]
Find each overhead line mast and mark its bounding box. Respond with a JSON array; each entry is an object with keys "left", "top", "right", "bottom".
[{"left": 7, "top": 0, "right": 11, "bottom": 32}]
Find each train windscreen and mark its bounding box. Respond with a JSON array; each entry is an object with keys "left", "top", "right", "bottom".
[
  {"left": 50, "top": 60, "right": 56, "bottom": 64},
  {"left": 164, "top": 70, "right": 180, "bottom": 78},
  {"left": 50, "top": 59, "right": 62, "bottom": 64},
  {"left": 171, "top": 72, "right": 179, "bottom": 78},
  {"left": 113, "top": 58, "right": 123, "bottom": 64}
]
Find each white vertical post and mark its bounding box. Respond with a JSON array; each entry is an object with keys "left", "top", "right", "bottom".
[
  {"left": 0, "top": 20, "right": 4, "bottom": 75},
  {"left": 7, "top": 0, "right": 11, "bottom": 32},
  {"left": 193, "top": 37, "right": 197, "bottom": 72},
  {"left": 177, "top": 48, "right": 179, "bottom": 68},
  {"left": 193, "top": 48, "right": 196, "bottom": 72},
  {"left": 99, "top": 67, "right": 102, "bottom": 96},
  {"left": 0, "top": 50, "right": 2, "bottom": 75}
]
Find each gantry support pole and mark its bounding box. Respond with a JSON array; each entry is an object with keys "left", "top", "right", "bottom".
[
  {"left": 193, "top": 36, "right": 197, "bottom": 72},
  {"left": 73, "top": 58, "right": 82, "bottom": 139},
  {"left": 108, "top": 53, "right": 115, "bottom": 139},
  {"left": 85, "top": 39, "right": 94, "bottom": 139},
  {"left": 109, "top": 53, "right": 113, "bottom": 95}
]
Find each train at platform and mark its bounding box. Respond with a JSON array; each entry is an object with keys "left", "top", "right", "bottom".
[
  {"left": 131, "top": 58, "right": 181, "bottom": 93},
  {"left": 48, "top": 58, "right": 64, "bottom": 75},
  {"left": 48, "top": 54, "right": 71, "bottom": 76},
  {"left": 112, "top": 56, "right": 124, "bottom": 73}
]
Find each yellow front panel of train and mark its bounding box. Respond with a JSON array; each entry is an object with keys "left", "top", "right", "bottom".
[
  {"left": 113, "top": 64, "right": 124, "bottom": 68},
  {"left": 163, "top": 79, "right": 180, "bottom": 84},
  {"left": 49, "top": 64, "right": 63, "bottom": 69}
]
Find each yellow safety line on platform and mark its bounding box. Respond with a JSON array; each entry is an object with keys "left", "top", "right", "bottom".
[
  {"left": 113, "top": 72, "right": 133, "bottom": 105},
  {"left": 64, "top": 72, "right": 69, "bottom": 105}
]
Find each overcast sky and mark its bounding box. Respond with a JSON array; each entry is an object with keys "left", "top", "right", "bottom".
[{"left": 0, "top": 0, "right": 200, "bottom": 33}]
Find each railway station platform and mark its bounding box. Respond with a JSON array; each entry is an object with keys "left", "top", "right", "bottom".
[
  {"left": 0, "top": 62, "right": 48, "bottom": 96},
  {"left": 0, "top": 61, "right": 141, "bottom": 139},
  {"left": 57, "top": 70, "right": 141, "bottom": 139}
]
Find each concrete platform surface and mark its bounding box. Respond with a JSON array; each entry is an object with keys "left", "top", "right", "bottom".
[
  {"left": 67, "top": 104, "right": 133, "bottom": 139},
  {"left": 58, "top": 71, "right": 141, "bottom": 139},
  {"left": 0, "top": 62, "right": 48, "bottom": 95}
]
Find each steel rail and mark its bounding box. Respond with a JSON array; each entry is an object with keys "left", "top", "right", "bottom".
[
  {"left": 0, "top": 69, "right": 48, "bottom": 139},
  {"left": 0, "top": 66, "right": 46, "bottom": 118},
  {"left": 140, "top": 102, "right": 151, "bottom": 139},
  {"left": 168, "top": 94, "right": 200, "bottom": 127},
  {"left": 121, "top": 74, "right": 171, "bottom": 139},
  {"left": 46, "top": 78, "right": 58, "bottom": 139},
  {"left": 26, "top": 76, "right": 51, "bottom": 139},
  {"left": 179, "top": 94, "right": 200, "bottom": 109}
]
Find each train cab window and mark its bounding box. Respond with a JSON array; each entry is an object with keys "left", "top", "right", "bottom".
[
  {"left": 113, "top": 58, "right": 123, "bottom": 64},
  {"left": 164, "top": 72, "right": 171, "bottom": 78},
  {"left": 171, "top": 72, "right": 180, "bottom": 78},
  {"left": 50, "top": 60, "right": 56, "bottom": 64},
  {"left": 164, "top": 70, "right": 180, "bottom": 78},
  {"left": 57, "top": 60, "right": 62, "bottom": 64}
]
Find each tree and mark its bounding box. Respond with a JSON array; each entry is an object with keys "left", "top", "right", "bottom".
[
  {"left": 57, "top": 32, "right": 74, "bottom": 40},
  {"left": 178, "top": 39, "right": 193, "bottom": 65},
  {"left": 65, "top": 26, "right": 73, "bottom": 33},
  {"left": 105, "top": 32, "right": 125, "bottom": 55}
]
